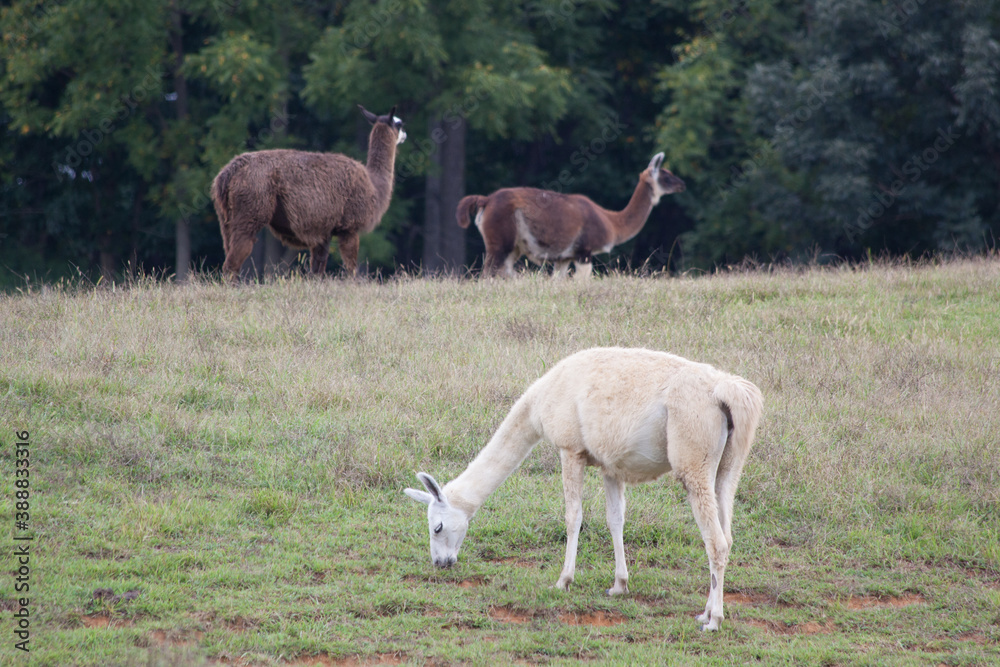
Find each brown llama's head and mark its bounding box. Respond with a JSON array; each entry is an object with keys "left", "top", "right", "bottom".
[
  {"left": 358, "top": 104, "right": 407, "bottom": 145},
  {"left": 643, "top": 152, "right": 686, "bottom": 204}
]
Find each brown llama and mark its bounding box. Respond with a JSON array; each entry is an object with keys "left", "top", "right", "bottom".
[
  {"left": 212, "top": 105, "right": 406, "bottom": 279},
  {"left": 456, "top": 153, "right": 685, "bottom": 277}
]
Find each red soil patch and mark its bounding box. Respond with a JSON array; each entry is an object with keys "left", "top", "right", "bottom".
[
  {"left": 489, "top": 606, "right": 533, "bottom": 624},
  {"left": 223, "top": 616, "right": 258, "bottom": 632},
  {"left": 745, "top": 619, "right": 835, "bottom": 635},
  {"left": 846, "top": 593, "right": 925, "bottom": 609},
  {"left": 956, "top": 632, "right": 988, "bottom": 645},
  {"left": 798, "top": 621, "right": 836, "bottom": 635},
  {"left": 150, "top": 629, "right": 205, "bottom": 647},
  {"left": 725, "top": 591, "right": 772, "bottom": 606},
  {"left": 558, "top": 610, "right": 627, "bottom": 627},
  {"left": 82, "top": 614, "right": 135, "bottom": 629},
  {"left": 404, "top": 573, "right": 485, "bottom": 588},
  {"left": 492, "top": 557, "right": 536, "bottom": 568},
  {"left": 285, "top": 653, "right": 405, "bottom": 666}
]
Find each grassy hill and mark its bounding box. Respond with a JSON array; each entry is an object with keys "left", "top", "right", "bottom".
[{"left": 1, "top": 258, "right": 998, "bottom": 665}]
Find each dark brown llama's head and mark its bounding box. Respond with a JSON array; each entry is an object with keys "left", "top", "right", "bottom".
[
  {"left": 643, "top": 152, "right": 686, "bottom": 204},
  {"left": 358, "top": 104, "right": 407, "bottom": 145}
]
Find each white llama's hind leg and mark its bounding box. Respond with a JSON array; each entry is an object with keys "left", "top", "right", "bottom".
[
  {"left": 603, "top": 474, "right": 629, "bottom": 595},
  {"left": 686, "top": 478, "right": 729, "bottom": 631},
  {"left": 715, "top": 411, "right": 747, "bottom": 550},
  {"left": 715, "top": 463, "right": 741, "bottom": 551},
  {"left": 555, "top": 450, "right": 586, "bottom": 590}
]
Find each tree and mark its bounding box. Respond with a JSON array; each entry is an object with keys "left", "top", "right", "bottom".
[
  {"left": 656, "top": 0, "right": 1000, "bottom": 267},
  {"left": 1, "top": 0, "right": 172, "bottom": 282},
  {"left": 0, "top": 0, "right": 321, "bottom": 283}
]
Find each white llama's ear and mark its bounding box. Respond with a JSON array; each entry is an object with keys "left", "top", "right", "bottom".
[
  {"left": 416, "top": 472, "right": 446, "bottom": 504},
  {"left": 404, "top": 488, "right": 434, "bottom": 505},
  {"left": 648, "top": 152, "right": 665, "bottom": 172}
]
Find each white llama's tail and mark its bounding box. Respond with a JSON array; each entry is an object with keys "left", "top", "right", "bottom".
[{"left": 712, "top": 375, "right": 764, "bottom": 473}]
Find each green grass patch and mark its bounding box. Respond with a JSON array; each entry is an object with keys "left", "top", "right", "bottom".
[{"left": 1, "top": 259, "right": 998, "bottom": 665}]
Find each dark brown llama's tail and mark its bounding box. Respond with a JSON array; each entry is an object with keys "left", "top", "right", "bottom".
[
  {"left": 211, "top": 155, "right": 248, "bottom": 224},
  {"left": 456, "top": 195, "right": 489, "bottom": 228}
]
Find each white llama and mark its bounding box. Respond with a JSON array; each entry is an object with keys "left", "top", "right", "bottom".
[{"left": 404, "top": 347, "right": 763, "bottom": 631}]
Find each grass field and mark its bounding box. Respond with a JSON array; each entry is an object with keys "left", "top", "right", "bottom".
[{"left": 1, "top": 257, "right": 999, "bottom": 666}]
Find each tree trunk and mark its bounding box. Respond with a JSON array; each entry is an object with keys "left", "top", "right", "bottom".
[
  {"left": 422, "top": 114, "right": 466, "bottom": 273},
  {"left": 170, "top": 1, "right": 191, "bottom": 282},
  {"left": 175, "top": 217, "right": 191, "bottom": 282}
]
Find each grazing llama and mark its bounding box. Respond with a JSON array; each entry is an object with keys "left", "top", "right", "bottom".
[
  {"left": 455, "top": 154, "right": 685, "bottom": 277},
  {"left": 405, "top": 347, "right": 763, "bottom": 631},
  {"left": 212, "top": 105, "right": 406, "bottom": 279}
]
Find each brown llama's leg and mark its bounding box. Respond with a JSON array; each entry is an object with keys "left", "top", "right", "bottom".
[
  {"left": 219, "top": 221, "right": 231, "bottom": 256},
  {"left": 309, "top": 241, "right": 330, "bottom": 276},
  {"left": 222, "top": 231, "right": 257, "bottom": 282},
  {"left": 482, "top": 252, "right": 503, "bottom": 277},
  {"left": 483, "top": 249, "right": 516, "bottom": 277},
  {"left": 337, "top": 232, "right": 360, "bottom": 276}
]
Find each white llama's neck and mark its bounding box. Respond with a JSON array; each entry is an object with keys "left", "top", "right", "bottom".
[{"left": 443, "top": 398, "right": 539, "bottom": 518}]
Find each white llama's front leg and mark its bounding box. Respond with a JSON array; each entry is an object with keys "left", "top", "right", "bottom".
[
  {"left": 603, "top": 474, "right": 629, "bottom": 595},
  {"left": 553, "top": 259, "right": 572, "bottom": 279},
  {"left": 555, "top": 450, "right": 586, "bottom": 590}
]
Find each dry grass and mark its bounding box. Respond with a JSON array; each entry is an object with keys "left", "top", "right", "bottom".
[{"left": 1, "top": 257, "right": 998, "bottom": 665}]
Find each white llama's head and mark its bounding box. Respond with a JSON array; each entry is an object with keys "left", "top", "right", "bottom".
[{"left": 404, "top": 472, "right": 469, "bottom": 568}]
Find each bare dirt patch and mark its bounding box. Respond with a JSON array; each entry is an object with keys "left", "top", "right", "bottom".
[
  {"left": 725, "top": 591, "right": 772, "bottom": 606},
  {"left": 558, "top": 610, "right": 627, "bottom": 627},
  {"left": 489, "top": 606, "right": 534, "bottom": 624},
  {"left": 403, "top": 573, "right": 487, "bottom": 587},
  {"left": 148, "top": 629, "right": 205, "bottom": 647},
  {"left": 285, "top": 653, "right": 406, "bottom": 666},
  {"left": 492, "top": 557, "right": 537, "bottom": 568},
  {"left": 744, "top": 619, "right": 835, "bottom": 635},
  {"left": 82, "top": 614, "right": 136, "bottom": 629},
  {"left": 223, "top": 616, "right": 259, "bottom": 632},
  {"left": 846, "top": 593, "right": 925, "bottom": 609}
]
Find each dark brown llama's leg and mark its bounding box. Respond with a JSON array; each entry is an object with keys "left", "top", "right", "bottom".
[
  {"left": 483, "top": 251, "right": 506, "bottom": 277},
  {"left": 309, "top": 241, "right": 330, "bottom": 275},
  {"left": 337, "top": 232, "right": 360, "bottom": 276},
  {"left": 219, "top": 220, "right": 231, "bottom": 256},
  {"left": 222, "top": 231, "right": 258, "bottom": 282}
]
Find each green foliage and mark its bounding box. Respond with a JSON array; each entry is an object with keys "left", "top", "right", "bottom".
[
  {"left": 1, "top": 0, "right": 998, "bottom": 281},
  {"left": 657, "top": 0, "right": 1000, "bottom": 267}
]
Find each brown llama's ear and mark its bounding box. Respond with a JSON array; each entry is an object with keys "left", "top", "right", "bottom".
[
  {"left": 358, "top": 105, "right": 378, "bottom": 124},
  {"left": 388, "top": 105, "right": 397, "bottom": 120}
]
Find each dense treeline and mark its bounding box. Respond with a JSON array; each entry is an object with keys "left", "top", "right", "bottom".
[{"left": 1, "top": 0, "right": 998, "bottom": 286}]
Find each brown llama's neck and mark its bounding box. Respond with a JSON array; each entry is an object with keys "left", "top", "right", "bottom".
[
  {"left": 365, "top": 124, "right": 398, "bottom": 218},
  {"left": 606, "top": 177, "right": 656, "bottom": 245}
]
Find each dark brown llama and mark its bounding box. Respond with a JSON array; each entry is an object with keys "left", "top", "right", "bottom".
[
  {"left": 456, "top": 153, "right": 685, "bottom": 277},
  {"left": 212, "top": 105, "right": 406, "bottom": 279}
]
